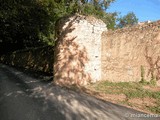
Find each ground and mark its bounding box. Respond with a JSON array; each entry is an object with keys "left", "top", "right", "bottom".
[
  {"left": 1, "top": 64, "right": 160, "bottom": 120},
  {"left": 80, "top": 81, "right": 160, "bottom": 115}
]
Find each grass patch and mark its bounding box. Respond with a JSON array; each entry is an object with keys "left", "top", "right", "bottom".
[
  {"left": 89, "top": 81, "right": 159, "bottom": 99},
  {"left": 147, "top": 99, "right": 160, "bottom": 114},
  {"left": 125, "top": 89, "right": 153, "bottom": 99},
  {"left": 148, "top": 106, "right": 160, "bottom": 114},
  {"left": 152, "top": 92, "right": 160, "bottom": 99},
  {"left": 87, "top": 80, "right": 160, "bottom": 114},
  {"left": 89, "top": 81, "right": 144, "bottom": 96}
]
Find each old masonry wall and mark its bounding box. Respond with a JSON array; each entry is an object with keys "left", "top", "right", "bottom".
[
  {"left": 54, "top": 15, "right": 107, "bottom": 85},
  {"left": 102, "top": 21, "right": 160, "bottom": 82}
]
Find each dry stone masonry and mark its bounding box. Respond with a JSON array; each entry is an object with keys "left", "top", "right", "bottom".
[
  {"left": 102, "top": 20, "right": 160, "bottom": 82},
  {"left": 54, "top": 14, "right": 160, "bottom": 85},
  {"left": 1, "top": 15, "right": 160, "bottom": 85},
  {"left": 54, "top": 14, "right": 107, "bottom": 85}
]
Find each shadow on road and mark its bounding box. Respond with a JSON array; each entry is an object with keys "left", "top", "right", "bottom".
[{"left": 0, "top": 64, "right": 159, "bottom": 120}]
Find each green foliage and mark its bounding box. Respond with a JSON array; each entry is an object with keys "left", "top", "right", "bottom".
[
  {"left": 88, "top": 80, "right": 160, "bottom": 114},
  {"left": 1, "top": 0, "right": 139, "bottom": 54},
  {"left": 92, "top": 81, "right": 143, "bottom": 94},
  {"left": 153, "top": 92, "right": 160, "bottom": 99},
  {"left": 148, "top": 93, "right": 160, "bottom": 113},
  {"left": 150, "top": 76, "right": 157, "bottom": 86},
  {"left": 54, "top": 0, "right": 117, "bottom": 30},
  {"left": 149, "top": 106, "right": 160, "bottom": 114},
  {"left": 125, "top": 89, "right": 153, "bottom": 99},
  {"left": 139, "top": 65, "right": 157, "bottom": 86},
  {"left": 89, "top": 80, "right": 159, "bottom": 99},
  {"left": 116, "top": 12, "right": 138, "bottom": 28},
  {"left": 139, "top": 65, "right": 146, "bottom": 83},
  {"left": 88, "top": 0, "right": 116, "bottom": 10},
  {"left": 0, "top": 0, "right": 55, "bottom": 53},
  {"left": 76, "top": 2, "right": 118, "bottom": 29},
  {"left": 105, "top": 13, "right": 118, "bottom": 29}
]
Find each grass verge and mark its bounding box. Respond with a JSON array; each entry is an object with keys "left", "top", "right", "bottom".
[{"left": 84, "top": 81, "right": 160, "bottom": 114}]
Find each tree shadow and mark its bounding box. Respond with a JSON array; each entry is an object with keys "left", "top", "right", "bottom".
[
  {"left": 0, "top": 64, "right": 65, "bottom": 120},
  {"left": 144, "top": 47, "right": 160, "bottom": 81},
  {"left": 0, "top": 46, "right": 54, "bottom": 75},
  {"left": 54, "top": 15, "right": 91, "bottom": 86},
  {"left": 1, "top": 64, "right": 159, "bottom": 120}
]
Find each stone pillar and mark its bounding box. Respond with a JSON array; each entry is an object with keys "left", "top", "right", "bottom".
[{"left": 54, "top": 14, "right": 107, "bottom": 86}]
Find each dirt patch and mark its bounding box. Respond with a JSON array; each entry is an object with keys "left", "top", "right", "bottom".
[
  {"left": 98, "top": 93, "right": 126, "bottom": 102},
  {"left": 143, "top": 85, "right": 160, "bottom": 92},
  {"left": 128, "top": 98, "right": 156, "bottom": 107}
]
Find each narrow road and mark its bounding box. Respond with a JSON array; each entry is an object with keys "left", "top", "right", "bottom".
[{"left": 0, "top": 64, "right": 159, "bottom": 120}]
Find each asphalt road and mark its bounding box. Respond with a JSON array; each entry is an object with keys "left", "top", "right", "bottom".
[{"left": 0, "top": 64, "right": 159, "bottom": 120}]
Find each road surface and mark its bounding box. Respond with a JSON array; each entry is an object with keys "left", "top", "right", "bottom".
[{"left": 0, "top": 64, "right": 159, "bottom": 120}]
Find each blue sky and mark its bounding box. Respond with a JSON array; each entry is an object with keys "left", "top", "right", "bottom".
[{"left": 106, "top": 0, "right": 160, "bottom": 22}]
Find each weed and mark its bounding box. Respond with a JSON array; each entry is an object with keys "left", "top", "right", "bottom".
[
  {"left": 152, "top": 92, "right": 160, "bottom": 99},
  {"left": 150, "top": 76, "right": 157, "bottom": 86},
  {"left": 125, "top": 89, "right": 153, "bottom": 99},
  {"left": 147, "top": 106, "right": 160, "bottom": 114},
  {"left": 140, "top": 65, "right": 146, "bottom": 83},
  {"left": 87, "top": 80, "right": 160, "bottom": 114}
]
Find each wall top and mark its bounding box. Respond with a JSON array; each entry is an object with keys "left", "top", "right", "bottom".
[
  {"left": 108, "top": 20, "right": 160, "bottom": 34},
  {"left": 55, "top": 14, "right": 106, "bottom": 30}
]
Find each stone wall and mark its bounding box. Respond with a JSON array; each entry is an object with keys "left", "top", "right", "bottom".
[
  {"left": 54, "top": 14, "right": 107, "bottom": 85},
  {"left": 0, "top": 46, "right": 54, "bottom": 74},
  {"left": 101, "top": 20, "right": 160, "bottom": 82},
  {"left": 1, "top": 14, "right": 160, "bottom": 85}
]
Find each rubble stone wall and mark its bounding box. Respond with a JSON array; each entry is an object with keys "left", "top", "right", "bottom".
[
  {"left": 1, "top": 14, "right": 160, "bottom": 85},
  {"left": 54, "top": 15, "right": 107, "bottom": 85},
  {"left": 0, "top": 46, "right": 54, "bottom": 74},
  {"left": 101, "top": 20, "right": 160, "bottom": 82}
]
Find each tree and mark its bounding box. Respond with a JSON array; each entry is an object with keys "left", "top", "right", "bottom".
[
  {"left": 101, "top": 12, "right": 118, "bottom": 29},
  {"left": 0, "top": 0, "right": 55, "bottom": 54},
  {"left": 70, "top": 0, "right": 117, "bottom": 29},
  {"left": 0, "top": 0, "right": 117, "bottom": 54},
  {"left": 116, "top": 12, "right": 138, "bottom": 28}
]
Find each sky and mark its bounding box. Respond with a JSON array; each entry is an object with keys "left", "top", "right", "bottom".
[{"left": 106, "top": 0, "right": 160, "bottom": 22}]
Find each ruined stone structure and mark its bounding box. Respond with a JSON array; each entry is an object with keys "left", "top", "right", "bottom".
[
  {"left": 54, "top": 14, "right": 160, "bottom": 85},
  {"left": 54, "top": 15, "right": 107, "bottom": 85},
  {"left": 1, "top": 14, "right": 159, "bottom": 85}
]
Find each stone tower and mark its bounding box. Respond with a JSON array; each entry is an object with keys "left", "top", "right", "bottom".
[{"left": 54, "top": 14, "right": 107, "bottom": 85}]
